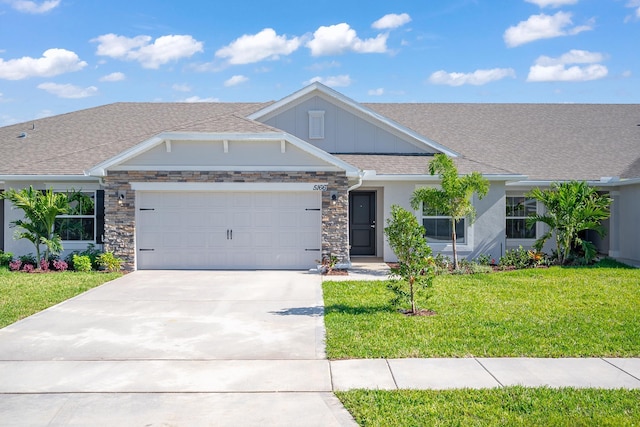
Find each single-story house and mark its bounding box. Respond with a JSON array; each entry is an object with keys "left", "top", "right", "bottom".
[{"left": 1, "top": 82, "right": 639, "bottom": 269}]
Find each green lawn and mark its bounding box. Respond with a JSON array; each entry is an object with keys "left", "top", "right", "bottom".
[
  {"left": 337, "top": 388, "right": 640, "bottom": 427},
  {"left": 0, "top": 267, "right": 122, "bottom": 328},
  {"left": 323, "top": 264, "right": 640, "bottom": 359}
]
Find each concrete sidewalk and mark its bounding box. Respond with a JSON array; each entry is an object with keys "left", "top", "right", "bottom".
[{"left": 330, "top": 357, "right": 640, "bottom": 390}]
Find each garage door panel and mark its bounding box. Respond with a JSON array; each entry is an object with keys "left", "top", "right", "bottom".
[{"left": 137, "top": 190, "right": 321, "bottom": 270}]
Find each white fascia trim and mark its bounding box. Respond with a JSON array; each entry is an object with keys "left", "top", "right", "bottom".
[
  {"left": 507, "top": 178, "right": 640, "bottom": 188},
  {"left": 363, "top": 173, "right": 526, "bottom": 182},
  {"left": 131, "top": 182, "right": 328, "bottom": 192},
  {"left": 84, "top": 131, "right": 361, "bottom": 177},
  {"left": 247, "top": 82, "right": 460, "bottom": 157},
  {"left": 109, "top": 165, "right": 342, "bottom": 172},
  {"left": 0, "top": 175, "right": 99, "bottom": 182}
]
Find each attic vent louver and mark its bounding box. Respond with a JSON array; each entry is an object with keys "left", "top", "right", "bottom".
[{"left": 17, "top": 132, "right": 27, "bottom": 139}]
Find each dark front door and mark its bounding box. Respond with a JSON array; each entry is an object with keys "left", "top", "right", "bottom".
[{"left": 349, "top": 191, "right": 376, "bottom": 256}]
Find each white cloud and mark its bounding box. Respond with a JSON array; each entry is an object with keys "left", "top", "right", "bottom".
[
  {"left": 504, "top": 12, "right": 593, "bottom": 47},
  {"left": 368, "top": 88, "right": 385, "bottom": 96},
  {"left": 303, "top": 74, "right": 352, "bottom": 87},
  {"left": 534, "top": 49, "right": 605, "bottom": 66},
  {"left": 215, "top": 28, "right": 300, "bottom": 65},
  {"left": 99, "top": 71, "right": 125, "bottom": 82},
  {"left": 180, "top": 95, "right": 219, "bottom": 103},
  {"left": 172, "top": 83, "right": 191, "bottom": 92},
  {"left": 5, "top": 0, "right": 60, "bottom": 14},
  {"left": 372, "top": 13, "right": 411, "bottom": 30},
  {"left": 524, "top": 0, "right": 578, "bottom": 8},
  {"left": 37, "top": 82, "right": 98, "bottom": 98},
  {"left": 527, "top": 49, "right": 608, "bottom": 82},
  {"left": 224, "top": 74, "right": 248, "bottom": 87},
  {"left": 92, "top": 33, "right": 203, "bottom": 69},
  {"left": 0, "top": 48, "right": 86, "bottom": 80},
  {"left": 429, "top": 68, "right": 516, "bottom": 86},
  {"left": 306, "top": 23, "right": 388, "bottom": 56},
  {"left": 625, "top": 0, "right": 640, "bottom": 21}
]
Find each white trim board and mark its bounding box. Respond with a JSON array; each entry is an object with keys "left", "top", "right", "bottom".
[{"left": 130, "top": 182, "right": 329, "bottom": 192}]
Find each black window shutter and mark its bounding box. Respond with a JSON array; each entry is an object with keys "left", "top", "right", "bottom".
[{"left": 96, "top": 190, "right": 105, "bottom": 244}]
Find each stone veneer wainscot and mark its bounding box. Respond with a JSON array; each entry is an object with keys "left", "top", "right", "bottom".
[{"left": 103, "top": 170, "right": 349, "bottom": 270}]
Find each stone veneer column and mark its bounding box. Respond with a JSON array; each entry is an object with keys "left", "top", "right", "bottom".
[{"left": 102, "top": 170, "right": 350, "bottom": 271}]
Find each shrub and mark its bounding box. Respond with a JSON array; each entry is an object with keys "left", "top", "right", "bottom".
[
  {"left": 22, "top": 263, "right": 35, "bottom": 273},
  {"left": 18, "top": 253, "right": 37, "bottom": 266},
  {"left": 0, "top": 251, "right": 13, "bottom": 267},
  {"left": 52, "top": 259, "right": 68, "bottom": 272},
  {"left": 72, "top": 254, "right": 92, "bottom": 272},
  {"left": 456, "top": 259, "right": 493, "bottom": 274},
  {"left": 66, "top": 243, "right": 102, "bottom": 270},
  {"left": 499, "top": 246, "right": 549, "bottom": 269},
  {"left": 475, "top": 254, "right": 493, "bottom": 266},
  {"left": 39, "top": 258, "right": 50, "bottom": 271},
  {"left": 9, "top": 260, "right": 22, "bottom": 271},
  {"left": 499, "top": 246, "right": 531, "bottom": 269},
  {"left": 96, "top": 252, "right": 123, "bottom": 272}
]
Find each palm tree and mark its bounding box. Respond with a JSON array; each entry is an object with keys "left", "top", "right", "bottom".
[
  {"left": 1, "top": 186, "right": 69, "bottom": 267},
  {"left": 410, "top": 154, "right": 489, "bottom": 270},
  {"left": 526, "top": 181, "right": 612, "bottom": 265}
]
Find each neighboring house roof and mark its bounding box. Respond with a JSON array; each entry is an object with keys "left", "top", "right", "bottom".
[
  {"left": 367, "top": 103, "right": 640, "bottom": 181},
  {"left": 0, "top": 102, "right": 273, "bottom": 176}
]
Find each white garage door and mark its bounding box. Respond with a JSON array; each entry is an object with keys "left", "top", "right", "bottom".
[{"left": 136, "top": 191, "right": 322, "bottom": 269}]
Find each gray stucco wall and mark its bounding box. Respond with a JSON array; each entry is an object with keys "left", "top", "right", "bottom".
[
  {"left": 617, "top": 183, "right": 640, "bottom": 265},
  {"left": 378, "top": 180, "right": 507, "bottom": 264},
  {"left": 0, "top": 198, "right": 4, "bottom": 252},
  {"left": 469, "top": 182, "right": 506, "bottom": 262}
]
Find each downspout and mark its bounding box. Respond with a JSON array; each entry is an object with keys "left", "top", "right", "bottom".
[{"left": 348, "top": 170, "right": 366, "bottom": 192}]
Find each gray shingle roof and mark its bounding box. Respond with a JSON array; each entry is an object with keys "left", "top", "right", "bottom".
[
  {"left": 365, "top": 103, "right": 640, "bottom": 181},
  {"left": 335, "top": 154, "right": 514, "bottom": 176},
  {"left": 1, "top": 99, "right": 638, "bottom": 181},
  {"left": 0, "top": 102, "right": 273, "bottom": 175}
]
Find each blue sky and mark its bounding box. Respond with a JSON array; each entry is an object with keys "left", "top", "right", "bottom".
[{"left": 1, "top": 0, "right": 638, "bottom": 126}]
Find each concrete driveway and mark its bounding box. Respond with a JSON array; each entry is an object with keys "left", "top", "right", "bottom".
[{"left": 0, "top": 271, "right": 356, "bottom": 426}]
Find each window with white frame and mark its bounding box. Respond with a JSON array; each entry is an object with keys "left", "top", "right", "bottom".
[
  {"left": 506, "top": 196, "right": 536, "bottom": 239},
  {"left": 422, "top": 204, "right": 466, "bottom": 244},
  {"left": 55, "top": 191, "right": 96, "bottom": 241},
  {"left": 308, "top": 110, "right": 325, "bottom": 139}
]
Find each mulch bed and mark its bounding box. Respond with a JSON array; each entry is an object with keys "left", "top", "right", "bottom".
[
  {"left": 323, "top": 269, "right": 349, "bottom": 276},
  {"left": 400, "top": 308, "right": 437, "bottom": 316}
]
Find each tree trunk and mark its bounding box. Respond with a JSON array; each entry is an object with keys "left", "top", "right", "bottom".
[
  {"left": 451, "top": 218, "right": 458, "bottom": 270},
  {"left": 409, "top": 276, "right": 416, "bottom": 314}
]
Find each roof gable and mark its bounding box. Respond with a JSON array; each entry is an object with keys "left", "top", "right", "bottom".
[
  {"left": 248, "top": 82, "right": 459, "bottom": 157},
  {"left": 85, "top": 131, "right": 360, "bottom": 177}
]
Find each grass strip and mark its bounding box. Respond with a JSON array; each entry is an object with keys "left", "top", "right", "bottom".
[
  {"left": 0, "top": 267, "right": 122, "bottom": 328},
  {"left": 337, "top": 387, "right": 640, "bottom": 427}
]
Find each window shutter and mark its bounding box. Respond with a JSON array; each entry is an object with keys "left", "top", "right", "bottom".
[{"left": 96, "top": 190, "right": 105, "bottom": 244}]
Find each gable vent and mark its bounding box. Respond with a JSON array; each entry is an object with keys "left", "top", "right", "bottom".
[{"left": 309, "top": 110, "right": 325, "bottom": 140}]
